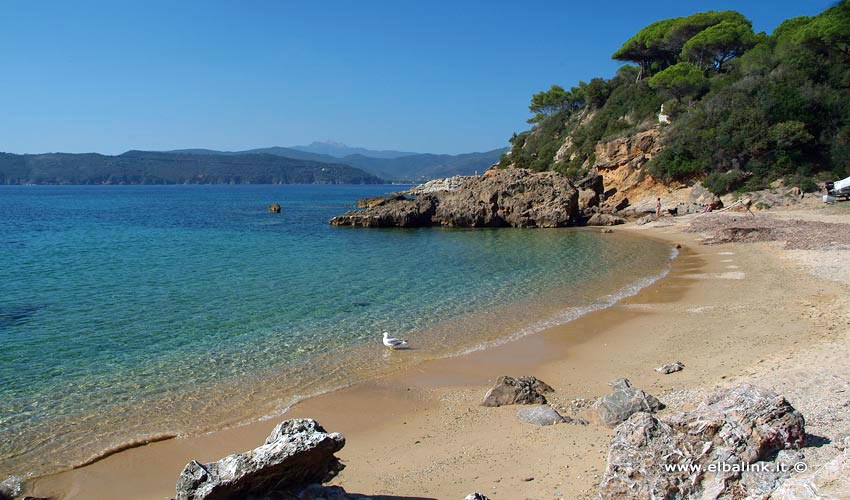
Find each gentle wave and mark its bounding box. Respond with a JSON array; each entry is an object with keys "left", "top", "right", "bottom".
[{"left": 455, "top": 246, "right": 678, "bottom": 355}]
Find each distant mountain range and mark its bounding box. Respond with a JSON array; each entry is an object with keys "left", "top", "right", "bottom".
[
  {"left": 0, "top": 142, "right": 506, "bottom": 185},
  {"left": 0, "top": 150, "right": 381, "bottom": 185},
  {"left": 291, "top": 141, "right": 417, "bottom": 159},
  {"left": 169, "top": 141, "right": 507, "bottom": 181}
]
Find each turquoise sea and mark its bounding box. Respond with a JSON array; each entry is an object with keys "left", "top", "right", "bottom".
[{"left": 0, "top": 184, "right": 674, "bottom": 481}]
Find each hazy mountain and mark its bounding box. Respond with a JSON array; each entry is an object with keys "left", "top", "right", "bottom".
[
  {"left": 168, "top": 145, "right": 507, "bottom": 181},
  {"left": 0, "top": 151, "right": 382, "bottom": 185},
  {"left": 339, "top": 149, "right": 507, "bottom": 181},
  {"left": 290, "top": 141, "right": 418, "bottom": 159},
  {"left": 169, "top": 146, "right": 337, "bottom": 164}
]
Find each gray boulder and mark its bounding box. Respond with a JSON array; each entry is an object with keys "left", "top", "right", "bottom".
[
  {"left": 175, "top": 419, "right": 345, "bottom": 500},
  {"left": 481, "top": 376, "right": 554, "bottom": 407},
  {"left": 597, "top": 384, "right": 806, "bottom": 500},
  {"left": 655, "top": 361, "right": 685, "bottom": 374},
  {"left": 590, "top": 378, "right": 664, "bottom": 428},
  {"left": 516, "top": 405, "right": 566, "bottom": 426}
]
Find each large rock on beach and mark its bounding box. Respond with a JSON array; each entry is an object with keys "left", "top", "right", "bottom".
[
  {"left": 330, "top": 169, "right": 579, "bottom": 228},
  {"left": 516, "top": 405, "right": 567, "bottom": 426},
  {"left": 481, "top": 376, "right": 554, "bottom": 407},
  {"left": 590, "top": 378, "right": 664, "bottom": 428},
  {"left": 655, "top": 361, "right": 685, "bottom": 374},
  {"left": 597, "top": 384, "right": 806, "bottom": 500},
  {"left": 175, "top": 419, "right": 345, "bottom": 500},
  {"left": 586, "top": 213, "right": 625, "bottom": 226}
]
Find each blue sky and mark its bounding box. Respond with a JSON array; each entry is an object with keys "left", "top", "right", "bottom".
[{"left": 0, "top": 0, "right": 835, "bottom": 155}]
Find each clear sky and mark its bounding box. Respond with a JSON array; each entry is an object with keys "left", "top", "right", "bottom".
[{"left": 0, "top": 0, "right": 835, "bottom": 155}]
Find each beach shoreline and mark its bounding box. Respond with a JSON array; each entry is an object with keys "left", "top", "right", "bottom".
[{"left": 23, "top": 207, "right": 850, "bottom": 500}]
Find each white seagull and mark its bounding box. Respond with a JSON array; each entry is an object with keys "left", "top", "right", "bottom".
[{"left": 382, "top": 332, "right": 408, "bottom": 349}]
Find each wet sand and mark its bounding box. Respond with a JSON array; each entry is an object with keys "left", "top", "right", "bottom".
[{"left": 25, "top": 220, "right": 836, "bottom": 500}]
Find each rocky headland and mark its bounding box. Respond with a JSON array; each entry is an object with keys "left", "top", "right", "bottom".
[
  {"left": 330, "top": 168, "right": 581, "bottom": 228},
  {"left": 330, "top": 127, "right": 822, "bottom": 231}
]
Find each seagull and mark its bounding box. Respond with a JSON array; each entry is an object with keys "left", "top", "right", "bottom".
[{"left": 382, "top": 332, "right": 408, "bottom": 349}]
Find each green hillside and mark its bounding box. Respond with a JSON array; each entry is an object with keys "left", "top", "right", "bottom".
[{"left": 501, "top": 1, "right": 850, "bottom": 194}]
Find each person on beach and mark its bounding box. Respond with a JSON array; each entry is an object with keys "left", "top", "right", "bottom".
[{"left": 656, "top": 197, "right": 661, "bottom": 217}]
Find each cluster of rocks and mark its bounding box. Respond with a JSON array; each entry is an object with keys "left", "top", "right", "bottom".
[
  {"left": 479, "top": 375, "right": 589, "bottom": 426},
  {"left": 597, "top": 384, "right": 808, "bottom": 499},
  {"left": 145, "top": 373, "right": 841, "bottom": 500},
  {"left": 475, "top": 374, "right": 841, "bottom": 499}
]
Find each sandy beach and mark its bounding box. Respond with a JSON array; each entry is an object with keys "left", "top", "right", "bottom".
[{"left": 23, "top": 205, "right": 850, "bottom": 500}]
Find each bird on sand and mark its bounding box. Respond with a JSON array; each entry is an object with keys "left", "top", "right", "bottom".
[{"left": 382, "top": 332, "right": 408, "bottom": 349}]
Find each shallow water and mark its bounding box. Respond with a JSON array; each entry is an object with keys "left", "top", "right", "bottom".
[{"left": 0, "top": 184, "right": 673, "bottom": 479}]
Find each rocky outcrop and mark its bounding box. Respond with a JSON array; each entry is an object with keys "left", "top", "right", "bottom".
[
  {"left": 589, "top": 378, "right": 664, "bottom": 428},
  {"left": 597, "top": 384, "right": 806, "bottom": 500},
  {"left": 330, "top": 195, "right": 438, "bottom": 228},
  {"left": 330, "top": 169, "right": 579, "bottom": 228},
  {"left": 481, "top": 376, "right": 554, "bottom": 407},
  {"left": 175, "top": 419, "right": 345, "bottom": 500}
]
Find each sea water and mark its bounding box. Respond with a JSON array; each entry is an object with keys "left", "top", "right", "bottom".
[{"left": 0, "top": 184, "right": 673, "bottom": 479}]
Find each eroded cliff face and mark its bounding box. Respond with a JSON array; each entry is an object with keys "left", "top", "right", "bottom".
[
  {"left": 592, "top": 129, "right": 669, "bottom": 211},
  {"left": 568, "top": 127, "right": 718, "bottom": 216}
]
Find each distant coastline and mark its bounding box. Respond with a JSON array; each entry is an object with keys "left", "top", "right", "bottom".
[
  {"left": 0, "top": 143, "right": 506, "bottom": 185},
  {"left": 0, "top": 150, "right": 383, "bottom": 185}
]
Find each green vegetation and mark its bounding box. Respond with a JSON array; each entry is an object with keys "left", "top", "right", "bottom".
[{"left": 501, "top": 1, "right": 850, "bottom": 194}]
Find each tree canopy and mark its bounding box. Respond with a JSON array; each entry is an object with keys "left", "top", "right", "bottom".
[
  {"left": 612, "top": 11, "right": 752, "bottom": 79},
  {"left": 681, "top": 20, "right": 758, "bottom": 71},
  {"left": 528, "top": 85, "right": 583, "bottom": 123}
]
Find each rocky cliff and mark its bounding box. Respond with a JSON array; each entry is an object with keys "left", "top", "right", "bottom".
[
  {"left": 329, "top": 168, "right": 579, "bottom": 228},
  {"left": 573, "top": 127, "right": 720, "bottom": 217}
]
